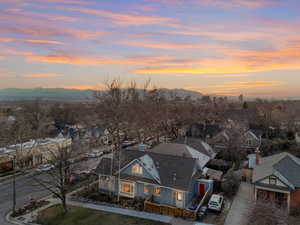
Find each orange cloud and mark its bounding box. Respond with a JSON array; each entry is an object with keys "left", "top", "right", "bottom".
[
  {"left": 1, "top": 49, "right": 33, "bottom": 56},
  {"left": 24, "top": 39, "right": 66, "bottom": 45},
  {"left": 0, "top": 56, "right": 6, "bottom": 60},
  {"left": 26, "top": 54, "right": 188, "bottom": 66},
  {"left": 186, "top": 80, "right": 284, "bottom": 96},
  {"left": 24, "top": 73, "right": 64, "bottom": 78},
  {"left": 0, "top": 37, "right": 16, "bottom": 42},
  {"left": 124, "top": 40, "right": 203, "bottom": 49},
  {"left": 52, "top": 85, "right": 104, "bottom": 90},
  {"left": 135, "top": 65, "right": 258, "bottom": 74},
  {"left": 60, "top": 6, "right": 176, "bottom": 26}
]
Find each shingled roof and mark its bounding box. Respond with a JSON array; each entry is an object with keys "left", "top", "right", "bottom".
[
  {"left": 253, "top": 152, "right": 300, "bottom": 189},
  {"left": 174, "top": 137, "right": 216, "bottom": 159},
  {"left": 95, "top": 149, "right": 197, "bottom": 191}
]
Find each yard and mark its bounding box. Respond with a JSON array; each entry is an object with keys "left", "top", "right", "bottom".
[{"left": 37, "top": 205, "right": 170, "bottom": 225}]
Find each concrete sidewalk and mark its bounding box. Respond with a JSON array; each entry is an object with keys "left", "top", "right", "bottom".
[
  {"left": 68, "top": 200, "right": 174, "bottom": 223},
  {"left": 224, "top": 182, "right": 254, "bottom": 225}
]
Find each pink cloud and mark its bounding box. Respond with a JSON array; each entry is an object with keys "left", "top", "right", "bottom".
[
  {"left": 60, "top": 6, "right": 177, "bottom": 26},
  {"left": 24, "top": 39, "right": 66, "bottom": 45}
]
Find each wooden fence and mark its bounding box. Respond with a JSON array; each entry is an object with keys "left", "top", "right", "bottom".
[{"left": 144, "top": 200, "right": 196, "bottom": 220}]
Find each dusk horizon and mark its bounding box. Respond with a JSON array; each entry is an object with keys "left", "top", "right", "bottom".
[{"left": 1, "top": 0, "right": 300, "bottom": 98}]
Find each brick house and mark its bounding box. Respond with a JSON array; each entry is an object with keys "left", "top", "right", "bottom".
[{"left": 252, "top": 152, "right": 300, "bottom": 210}]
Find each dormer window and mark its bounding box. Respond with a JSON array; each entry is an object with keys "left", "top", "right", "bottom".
[{"left": 132, "top": 163, "right": 143, "bottom": 174}]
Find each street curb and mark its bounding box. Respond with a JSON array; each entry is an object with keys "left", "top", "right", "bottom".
[
  {"left": 0, "top": 170, "right": 32, "bottom": 183},
  {"left": 5, "top": 212, "right": 22, "bottom": 225}
]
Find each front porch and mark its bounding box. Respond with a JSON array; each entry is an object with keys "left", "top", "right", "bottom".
[{"left": 255, "top": 185, "right": 290, "bottom": 209}]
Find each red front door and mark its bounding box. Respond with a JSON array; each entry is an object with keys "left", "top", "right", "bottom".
[{"left": 199, "top": 183, "right": 206, "bottom": 196}]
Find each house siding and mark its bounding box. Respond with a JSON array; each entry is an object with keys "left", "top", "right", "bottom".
[
  {"left": 259, "top": 176, "right": 288, "bottom": 188},
  {"left": 291, "top": 189, "right": 300, "bottom": 208}
]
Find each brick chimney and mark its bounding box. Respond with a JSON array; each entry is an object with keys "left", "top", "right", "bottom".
[{"left": 255, "top": 148, "right": 260, "bottom": 166}]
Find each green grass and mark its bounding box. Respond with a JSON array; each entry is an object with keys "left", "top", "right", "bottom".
[{"left": 37, "top": 205, "right": 169, "bottom": 225}]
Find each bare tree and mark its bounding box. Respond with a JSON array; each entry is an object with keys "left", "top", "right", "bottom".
[
  {"left": 33, "top": 145, "right": 72, "bottom": 213},
  {"left": 247, "top": 200, "right": 289, "bottom": 225}
]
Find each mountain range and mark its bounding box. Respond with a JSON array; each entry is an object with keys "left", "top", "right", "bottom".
[{"left": 0, "top": 88, "right": 204, "bottom": 101}]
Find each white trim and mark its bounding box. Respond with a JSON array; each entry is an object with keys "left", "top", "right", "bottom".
[
  {"left": 135, "top": 180, "right": 186, "bottom": 193},
  {"left": 119, "top": 180, "right": 135, "bottom": 198},
  {"left": 255, "top": 185, "right": 291, "bottom": 194},
  {"left": 117, "top": 158, "right": 161, "bottom": 184}
]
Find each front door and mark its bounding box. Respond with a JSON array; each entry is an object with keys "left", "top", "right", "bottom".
[{"left": 199, "top": 183, "right": 206, "bottom": 196}]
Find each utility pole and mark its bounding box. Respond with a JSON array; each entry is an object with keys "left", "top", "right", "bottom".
[{"left": 12, "top": 155, "right": 16, "bottom": 215}]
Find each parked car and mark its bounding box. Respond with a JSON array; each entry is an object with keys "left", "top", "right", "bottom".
[
  {"left": 86, "top": 151, "right": 103, "bottom": 158},
  {"left": 208, "top": 194, "right": 223, "bottom": 212},
  {"left": 35, "top": 164, "right": 54, "bottom": 172}
]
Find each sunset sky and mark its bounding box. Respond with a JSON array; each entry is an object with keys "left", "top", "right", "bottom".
[{"left": 0, "top": 0, "right": 300, "bottom": 97}]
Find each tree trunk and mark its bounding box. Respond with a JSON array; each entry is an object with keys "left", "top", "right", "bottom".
[{"left": 62, "top": 195, "right": 67, "bottom": 214}]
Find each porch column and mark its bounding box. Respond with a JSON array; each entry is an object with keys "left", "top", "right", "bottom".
[
  {"left": 287, "top": 192, "right": 291, "bottom": 213},
  {"left": 254, "top": 187, "right": 257, "bottom": 202}
]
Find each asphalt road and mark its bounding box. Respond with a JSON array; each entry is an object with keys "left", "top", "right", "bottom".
[{"left": 0, "top": 172, "right": 50, "bottom": 225}]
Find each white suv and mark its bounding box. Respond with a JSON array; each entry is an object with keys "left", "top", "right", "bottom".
[{"left": 208, "top": 194, "right": 223, "bottom": 212}]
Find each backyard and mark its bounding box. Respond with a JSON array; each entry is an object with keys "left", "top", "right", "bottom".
[{"left": 37, "top": 205, "right": 170, "bottom": 225}]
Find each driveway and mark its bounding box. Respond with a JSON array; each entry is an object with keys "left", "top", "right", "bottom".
[{"left": 224, "top": 182, "right": 254, "bottom": 225}]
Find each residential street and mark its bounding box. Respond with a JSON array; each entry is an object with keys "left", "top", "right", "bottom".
[
  {"left": 0, "top": 173, "right": 50, "bottom": 225},
  {"left": 224, "top": 182, "right": 254, "bottom": 225}
]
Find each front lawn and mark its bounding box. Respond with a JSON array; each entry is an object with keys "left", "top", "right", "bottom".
[{"left": 37, "top": 205, "right": 170, "bottom": 225}]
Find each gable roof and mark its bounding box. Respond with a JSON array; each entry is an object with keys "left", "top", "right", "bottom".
[
  {"left": 147, "top": 143, "right": 210, "bottom": 169},
  {"left": 174, "top": 137, "right": 216, "bottom": 159},
  {"left": 253, "top": 152, "right": 300, "bottom": 189},
  {"left": 95, "top": 149, "right": 197, "bottom": 191}
]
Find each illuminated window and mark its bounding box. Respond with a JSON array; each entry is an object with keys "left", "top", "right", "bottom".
[
  {"left": 177, "top": 192, "right": 183, "bottom": 201},
  {"left": 132, "top": 164, "right": 143, "bottom": 174},
  {"left": 120, "top": 182, "right": 134, "bottom": 196},
  {"left": 154, "top": 187, "right": 161, "bottom": 196},
  {"left": 144, "top": 186, "right": 149, "bottom": 194}
]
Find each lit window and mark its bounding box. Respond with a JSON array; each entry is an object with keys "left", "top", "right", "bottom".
[
  {"left": 144, "top": 186, "right": 149, "bottom": 194},
  {"left": 132, "top": 164, "right": 143, "bottom": 174},
  {"left": 154, "top": 187, "right": 161, "bottom": 196},
  {"left": 177, "top": 192, "right": 183, "bottom": 201},
  {"left": 120, "top": 182, "right": 134, "bottom": 196}
]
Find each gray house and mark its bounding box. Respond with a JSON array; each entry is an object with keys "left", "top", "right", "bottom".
[
  {"left": 96, "top": 149, "right": 213, "bottom": 209},
  {"left": 210, "top": 130, "right": 261, "bottom": 153}
]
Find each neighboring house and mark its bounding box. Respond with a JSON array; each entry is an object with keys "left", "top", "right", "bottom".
[
  {"left": 253, "top": 152, "right": 300, "bottom": 210},
  {"left": 147, "top": 143, "right": 211, "bottom": 170},
  {"left": 1, "top": 137, "right": 72, "bottom": 168},
  {"left": 174, "top": 137, "right": 217, "bottom": 159},
  {"left": 210, "top": 130, "right": 261, "bottom": 153},
  {"left": 96, "top": 149, "right": 213, "bottom": 209}
]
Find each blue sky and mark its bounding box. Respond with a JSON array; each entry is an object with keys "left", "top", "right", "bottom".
[{"left": 0, "top": 0, "right": 300, "bottom": 97}]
